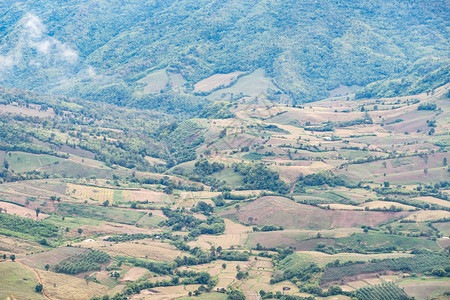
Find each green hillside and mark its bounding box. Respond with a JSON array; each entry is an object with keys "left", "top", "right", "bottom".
[{"left": 0, "top": 0, "right": 448, "bottom": 106}]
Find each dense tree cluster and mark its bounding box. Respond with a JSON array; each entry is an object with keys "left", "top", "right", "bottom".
[
  {"left": 54, "top": 250, "right": 110, "bottom": 275},
  {"left": 354, "top": 282, "right": 413, "bottom": 300},
  {"left": 218, "top": 251, "right": 250, "bottom": 261},
  {"left": 199, "top": 101, "right": 236, "bottom": 119},
  {"left": 253, "top": 225, "right": 284, "bottom": 232},
  {"left": 158, "top": 120, "right": 205, "bottom": 166},
  {"left": 160, "top": 207, "right": 225, "bottom": 236},
  {"left": 194, "top": 160, "right": 225, "bottom": 176},
  {"left": 103, "top": 233, "right": 154, "bottom": 242},
  {"left": 191, "top": 201, "right": 214, "bottom": 216},
  {"left": 233, "top": 163, "right": 288, "bottom": 193},
  {"left": 297, "top": 172, "right": 345, "bottom": 187},
  {"left": 92, "top": 269, "right": 217, "bottom": 300},
  {"left": 0, "top": 213, "right": 59, "bottom": 239},
  {"left": 417, "top": 103, "right": 438, "bottom": 111}
]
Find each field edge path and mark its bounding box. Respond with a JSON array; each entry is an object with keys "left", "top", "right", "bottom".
[{"left": 16, "top": 260, "right": 52, "bottom": 300}]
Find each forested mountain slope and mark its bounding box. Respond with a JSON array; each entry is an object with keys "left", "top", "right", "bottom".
[{"left": 0, "top": 0, "right": 448, "bottom": 107}]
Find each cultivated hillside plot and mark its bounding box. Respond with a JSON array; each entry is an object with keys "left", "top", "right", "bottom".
[{"left": 221, "top": 196, "right": 411, "bottom": 229}]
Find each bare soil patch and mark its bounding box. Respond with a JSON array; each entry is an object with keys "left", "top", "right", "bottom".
[
  {"left": 0, "top": 201, "right": 49, "bottom": 220},
  {"left": 20, "top": 247, "right": 88, "bottom": 270},
  {"left": 194, "top": 71, "right": 244, "bottom": 93},
  {"left": 122, "top": 267, "right": 148, "bottom": 281}
]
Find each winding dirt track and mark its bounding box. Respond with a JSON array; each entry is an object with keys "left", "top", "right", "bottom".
[
  {"left": 15, "top": 261, "right": 51, "bottom": 300},
  {"left": 290, "top": 182, "right": 296, "bottom": 194}
]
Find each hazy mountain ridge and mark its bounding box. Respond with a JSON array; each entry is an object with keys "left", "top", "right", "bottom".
[{"left": 0, "top": 0, "right": 448, "bottom": 107}]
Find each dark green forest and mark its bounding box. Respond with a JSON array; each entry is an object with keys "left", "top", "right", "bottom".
[{"left": 0, "top": 0, "right": 448, "bottom": 105}]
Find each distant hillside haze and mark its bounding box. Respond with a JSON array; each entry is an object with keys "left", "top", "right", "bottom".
[{"left": 0, "top": 0, "right": 448, "bottom": 107}]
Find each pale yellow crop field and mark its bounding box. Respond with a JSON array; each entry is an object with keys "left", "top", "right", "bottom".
[
  {"left": 405, "top": 210, "right": 450, "bottom": 222},
  {"left": 66, "top": 183, "right": 170, "bottom": 203},
  {"left": 318, "top": 203, "right": 362, "bottom": 210},
  {"left": 37, "top": 270, "right": 108, "bottom": 300},
  {"left": 414, "top": 196, "right": 450, "bottom": 209},
  {"left": 359, "top": 201, "right": 417, "bottom": 211},
  {"left": 122, "top": 267, "right": 148, "bottom": 281}
]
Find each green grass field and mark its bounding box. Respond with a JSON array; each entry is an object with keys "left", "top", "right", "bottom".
[
  {"left": 39, "top": 159, "right": 113, "bottom": 179},
  {"left": 43, "top": 214, "right": 102, "bottom": 229},
  {"left": 135, "top": 213, "right": 166, "bottom": 228},
  {"left": 281, "top": 251, "right": 414, "bottom": 270},
  {"left": 137, "top": 68, "right": 169, "bottom": 94},
  {"left": 399, "top": 277, "right": 450, "bottom": 300},
  {"left": 379, "top": 221, "right": 423, "bottom": 235},
  {"left": 113, "top": 190, "right": 125, "bottom": 204},
  {"left": 0, "top": 262, "right": 45, "bottom": 300},
  {"left": 242, "top": 152, "right": 264, "bottom": 161},
  {"left": 5, "top": 152, "right": 60, "bottom": 173},
  {"left": 336, "top": 232, "right": 441, "bottom": 252},
  {"left": 57, "top": 203, "right": 145, "bottom": 225},
  {"left": 210, "top": 167, "right": 244, "bottom": 188}
]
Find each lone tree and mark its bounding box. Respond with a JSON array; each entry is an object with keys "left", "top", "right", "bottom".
[
  {"left": 45, "top": 264, "right": 50, "bottom": 271},
  {"left": 78, "top": 228, "right": 83, "bottom": 234},
  {"left": 35, "top": 283, "right": 43, "bottom": 293},
  {"left": 35, "top": 208, "right": 41, "bottom": 218},
  {"left": 10, "top": 254, "right": 15, "bottom": 261}
]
